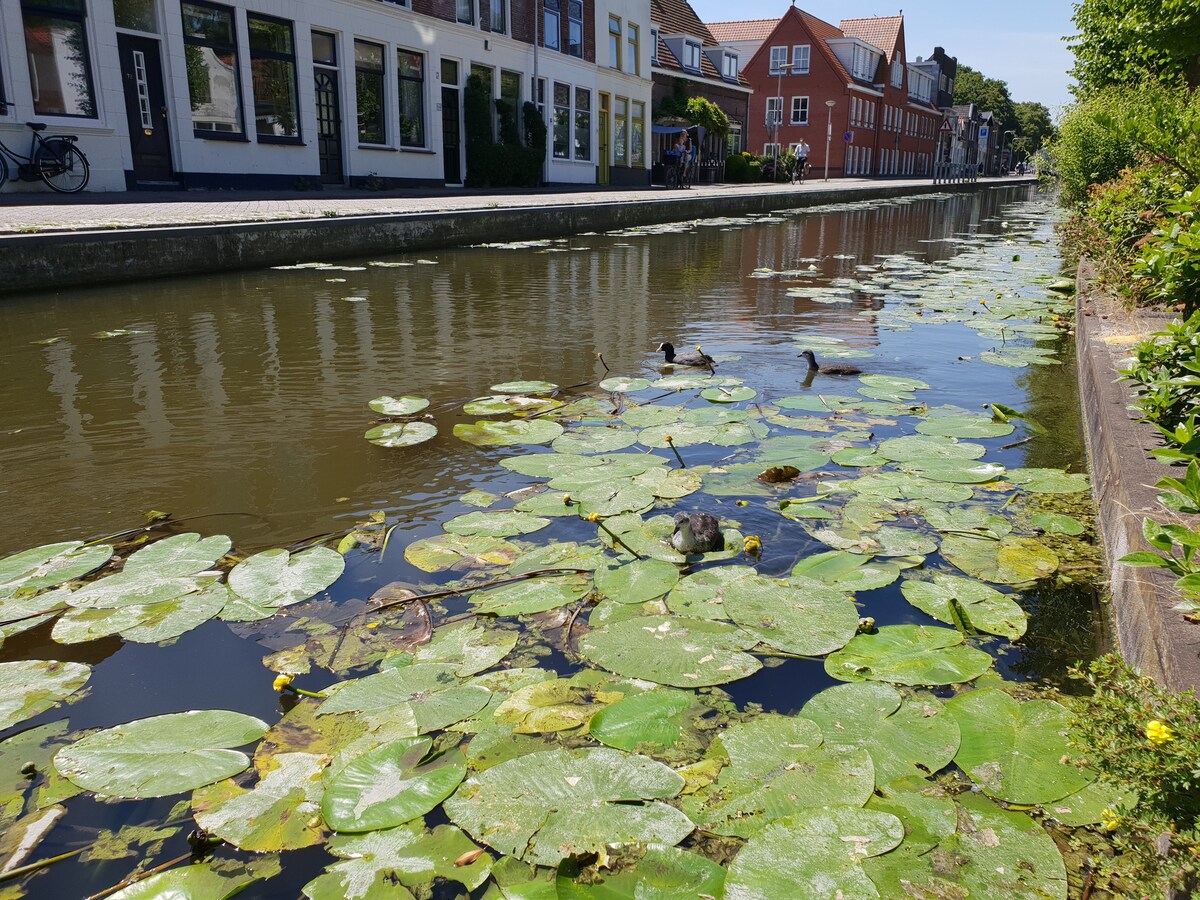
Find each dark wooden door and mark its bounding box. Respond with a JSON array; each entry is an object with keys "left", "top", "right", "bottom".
[
  {"left": 314, "top": 69, "right": 344, "bottom": 185},
  {"left": 442, "top": 87, "right": 461, "bottom": 184},
  {"left": 117, "top": 34, "right": 174, "bottom": 185}
]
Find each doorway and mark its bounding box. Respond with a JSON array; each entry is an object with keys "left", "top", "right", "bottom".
[
  {"left": 117, "top": 34, "right": 174, "bottom": 185},
  {"left": 312, "top": 31, "right": 344, "bottom": 185},
  {"left": 441, "top": 59, "right": 462, "bottom": 185},
  {"left": 597, "top": 92, "right": 610, "bottom": 185}
]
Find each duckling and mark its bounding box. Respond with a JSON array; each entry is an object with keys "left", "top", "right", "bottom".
[
  {"left": 799, "top": 349, "right": 863, "bottom": 376},
  {"left": 656, "top": 342, "right": 716, "bottom": 369},
  {"left": 670, "top": 512, "right": 724, "bottom": 554}
]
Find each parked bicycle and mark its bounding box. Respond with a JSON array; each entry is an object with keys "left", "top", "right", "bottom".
[
  {"left": 663, "top": 151, "right": 694, "bottom": 190},
  {"left": 0, "top": 121, "right": 90, "bottom": 193}
]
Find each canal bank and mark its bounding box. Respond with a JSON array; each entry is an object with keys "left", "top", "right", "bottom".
[
  {"left": 0, "top": 177, "right": 1024, "bottom": 295},
  {"left": 1075, "top": 262, "right": 1200, "bottom": 691}
]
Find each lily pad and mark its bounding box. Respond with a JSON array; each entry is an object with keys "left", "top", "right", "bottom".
[
  {"left": 552, "top": 428, "right": 640, "bottom": 454},
  {"left": 470, "top": 575, "right": 591, "bottom": 615},
  {"left": 916, "top": 416, "right": 1014, "bottom": 438},
  {"left": 724, "top": 574, "right": 859, "bottom": 656},
  {"left": 318, "top": 664, "right": 491, "bottom": 733},
  {"left": 664, "top": 566, "right": 756, "bottom": 620},
  {"left": 322, "top": 737, "right": 467, "bottom": 833},
  {"left": 582, "top": 616, "right": 761, "bottom": 686},
  {"left": 587, "top": 690, "right": 694, "bottom": 752},
  {"left": 411, "top": 621, "right": 517, "bottom": 676},
  {"left": 900, "top": 459, "right": 1006, "bottom": 484},
  {"left": 594, "top": 559, "right": 680, "bottom": 605},
  {"left": 832, "top": 447, "right": 887, "bottom": 467},
  {"left": 443, "top": 511, "right": 550, "bottom": 538},
  {"left": 1031, "top": 513, "right": 1085, "bottom": 535},
  {"left": 494, "top": 675, "right": 615, "bottom": 734},
  {"left": 701, "top": 386, "right": 757, "bottom": 403},
  {"left": 54, "top": 710, "right": 268, "bottom": 798},
  {"left": 123, "top": 533, "right": 231, "bottom": 577},
  {"left": 0, "top": 541, "right": 112, "bottom": 594},
  {"left": 901, "top": 573, "right": 1027, "bottom": 639},
  {"left": 877, "top": 435, "right": 986, "bottom": 462},
  {"left": 491, "top": 380, "right": 559, "bottom": 394},
  {"left": 453, "top": 419, "right": 564, "bottom": 447},
  {"left": 0, "top": 659, "right": 91, "bottom": 730},
  {"left": 107, "top": 858, "right": 279, "bottom": 900},
  {"left": 941, "top": 534, "right": 1059, "bottom": 586},
  {"left": 365, "top": 421, "right": 438, "bottom": 448},
  {"left": 443, "top": 747, "right": 692, "bottom": 866},
  {"left": 463, "top": 395, "right": 558, "bottom": 417},
  {"left": 825, "top": 625, "right": 993, "bottom": 686},
  {"left": 228, "top": 547, "right": 345, "bottom": 608},
  {"left": 53, "top": 583, "right": 230, "bottom": 644},
  {"left": 368, "top": 396, "right": 430, "bottom": 416},
  {"left": 403, "top": 533, "right": 519, "bottom": 572},
  {"left": 599, "top": 376, "right": 651, "bottom": 393},
  {"left": 193, "top": 751, "right": 327, "bottom": 850},
  {"left": 1004, "top": 468, "right": 1090, "bottom": 494}
]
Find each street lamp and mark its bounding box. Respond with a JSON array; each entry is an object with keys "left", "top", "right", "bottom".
[
  {"left": 1001, "top": 129, "right": 1016, "bottom": 174},
  {"left": 769, "top": 63, "right": 793, "bottom": 181},
  {"left": 823, "top": 99, "right": 836, "bottom": 181}
]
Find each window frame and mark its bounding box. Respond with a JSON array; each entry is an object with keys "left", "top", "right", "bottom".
[
  {"left": 574, "top": 85, "right": 591, "bottom": 161},
  {"left": 630, "top": 98, "right": 643, "bottom": 165},
  {"left": 765, "top": 95, "right": 782, "bottom": 126},
  {"left": 247, "top": 12, "right": 301, "bottom": 143},
  {"left": 613, "top": 95, "right": 627, "bottom": 165},
  {"left": 542, "top": 0, "right": 560, "bottom": 52},
  {"left": 768, "top": 45, "right": 787, "bottom": 76},
  {"left": 650, "top": 27, "right": 658, "bottom": 64},
  {"left": 180, "top": 0, "right": 244, "bottom": 137},
  {"left": 567, "top": 0, "right": 582, "bottom": 57},
  {"left": 682, "top": 41, "right": 701, "bottom": 71},
  {"left": 791, "top": 44, "right": 810, "bottom": 75},
  {"left": 552, "top": 80, "right": 570, "bottom": 159},
  {"left": 489, "top": 0, "right": 506, "bottom": 34},
  {"left": 608, "top": 15, "right": 621, "bottom": 70},
  {"left": 626, "top": 22, "right": 639, "bottom": 76},
  {"left": 456, "top": 0, "right": 474, "bottom": 26},
  {"left": 22, "top": 0, "right": 98, "bottom": 119},
  {"left": 396, "top": 46, "right": 426, "bottom": 149},
  {"left": 722, "top": 52, "right": 737, "bottom": 80},
  {"left": 789, "top": 95, "right": 808, "bottom": 125},
  {"left": 353, "top": 38, "right": 387, "bottom": 146}
]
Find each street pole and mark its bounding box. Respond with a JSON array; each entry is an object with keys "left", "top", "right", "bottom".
[
  {"left": 1001, "top": 129, "right": 1015, "bottom": 174},
  {"left": 824, "top": 99, "right": 836, "bottom": 181},
  {"left": 772, "top": 63, "right": 790, "bottom": 181}
]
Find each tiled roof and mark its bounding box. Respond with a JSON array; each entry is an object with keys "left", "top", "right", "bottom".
[
  {"left": 795, "top": 9, "right": 853, "bottom": 86},
  {"left": 839, "top": 15, "right": 903, "bottom": 60},
  {"left": 706, "top": 19, "right": 777, "bottom": 43},
  {"left": 650, "top": 0, "right": 716, "bottom": 44}
]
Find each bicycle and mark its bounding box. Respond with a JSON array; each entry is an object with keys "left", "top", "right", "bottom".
[{"left": 0, "top": 121, "right": 90, "bottom": 193}]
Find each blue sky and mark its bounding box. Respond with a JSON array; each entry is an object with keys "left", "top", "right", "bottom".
[{"left": 689, "top": 0, "right": 1078, "bottom": 115}]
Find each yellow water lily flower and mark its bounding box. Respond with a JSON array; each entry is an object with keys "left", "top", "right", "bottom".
[
  {"left": 663, "top": 435, "right": 674, "bottom": 443},
  {"left": 562, "top": 494, "right": 573, "bottom": 504},
  {"left": 1101, "top": 808, "right": 1121, "bottom": 831},
  {"left": 1147, "top": 720, "right": 1175, "bottom": 745},
  {"left": 587, "top": 512, "right": 601, "bottom": 522},
  {"left": 272, "top": 673, "right": 295, "bottom": 693},
  {"left": 743, "top": 535, "right": 762, "bottom": 554}
]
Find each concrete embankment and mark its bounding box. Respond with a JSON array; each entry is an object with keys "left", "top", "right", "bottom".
[
  {"left": 0, "top": 180, "right": 1001, "bottom": 295},
  {"left": 1076, "top": 262, "right": 1200, "bottom": 690}
]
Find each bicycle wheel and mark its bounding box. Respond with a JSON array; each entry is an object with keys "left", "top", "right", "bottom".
[
  {"left": 665, "top": 165, "right": 678, "bottom": 189},
  {"left": 36, "top": 139, "right": 89, "bottom": 193},
  {"left": 0, "top": 153, "right": 8, "bottom": 190}
]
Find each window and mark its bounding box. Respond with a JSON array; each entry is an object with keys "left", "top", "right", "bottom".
[
  {"left": 613, "top": 96, "right": 627, "bottom": 164},
  {"left": 763, "top": 142, "right": 779, "bottom": 157},
  {"left": 851, "top": 97, "right": 859, "bottom": 126},
  {"left": 765, "top": 96, "right": 781, "bottom": 126},
  {"left": 248, "top": 14, "right": 299, "bottom": 140},
  {"left": 456, "top": 0, "right": 473, "bottom": 25},
  {"left": 490, "top": 0, "right": 505, "bottom": 33},
  {"left": 181, "top": 2, "right": 241, "bottom": 133},
  {"left": 354, "top": 39, "right": 385, "bottom": 144},
  {"left": 553, "top": 81, "right": 569, "bottom": 158},
  {"left": 574, "top": 86, "right": 590, "bottom": 161},
  {"left": 891, "top": 58, "right": 903, "bottom": 88},
  {"left": 790, "top": 96, "right": 808, "bottom": 125},
  {"left": 543, "top": 0, "right": 560, "bottom": 52},
  {"left": 792, "top": 44, "right": 810, "bottom": 74},
  {"left": 630, "top": 99, "right": 643, "bottom": 165},
  {"left": 726, "top": 124, "right": 742, "bottom": 155},
  {"left": 626, "top": 23, "right": 639, "bottom": 76},
  {"left": 650, "top": 28, "right": 659, "bottom": 64},
  {"left": 500, "top": 68, "right": 520, "bottom": 117},
  {"left": 23, "top": 0, "right": 96, "bottom": 117},
  {"left": 567, "top": 2, "right": 583, "bottom": 57},
  {"left": 608, "top": 16, "right": 621, "bottom": 70},
  {"left": 114, "top": 0, "right": 157, "bottom": 31},
  {"left": 397, "top": 49, "right": 425, "bottom": 147},
  {"left": 682, "top": 42, "right": 701, "bottom": 70},
  {"left": 722, "top": 53, "right": 737, "bottom": 80},
  {"left": 769, "top": 45, "right": 787, "bottom": 76}
]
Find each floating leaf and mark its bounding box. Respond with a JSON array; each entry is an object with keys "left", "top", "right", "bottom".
[
  {"left": 403, "top": 534, "right": 519, "bottom": 572},
  {"left": 491, "top": 380, "right": 559, "bottom": 394},
  {"left": 582, "top": 616, "right": 761, "bottom": 686},
  {"left": 443, "top": 747, "right": 692, "bottom": 866},
  {"left": 941, "top": 534, "right": 1058, "bottom": 586},
  {"left": 453, "top": 419, "right": 564, "bottom": 447},
  {"left": 901, "top": 573, "right": 1027, "bottom": 639},
  {"left": 947, "top": 688, "right": 1093, "bottom": 804},
  {"left": 322, "top": 737, "right": 467, "bottom": 833},
  {"left": 365, "top": 421, "right": 438, "bottom": 448},
  {"left": 802, "top": 683, "right": 960, "bottom": 785},
  {"left": 877, "top": 435, "right": 986, "bottom": 462},
  {"left": 412, "top": 621, "right": 517, "bottom": 676},
  {"left": 859, "top": 373, "right": 929, "bottom": 392},
  {"left": 107, "top": 857, "right": 279, "bottom": 900},
  {"left": 53, "top": 583, "right": 229, "bottom": 644},
  {"left": 470, "top": 575, "right": 591, "bottom": 615},
  {"left": 464, "top": 395, "right": 557, "bottom": 416},
  {"left": 848, "top": 472, "right": 974, "bottom": 502},
  {"left": 599, "top": 376, "right": 652, "bottom": 393},
  {"left": 552, "top": 428, "right": 639, "bottom": 454},
  {"left": 724, "top": 574, "right": 859, "bottom": 656},
  {"left": 494, "top": 677, "right": 612, "bottom": 734},
  {"left": 701, "top": 386, "right": 757, "bottom": 403},
  {"left": 318, "top": 664, "right": 491, "bottom": 733},
  {"left": 1004, "top": 468, "right": 1090, "bottom": 494},
  {"left": 588, "top": 690, "right": 694, "bottom": 752},
  {"left": 0, "top": 541, "right": 112, "bottom": 594},
  {"left": 0, "top": 660, "right": 90, "bottom": 730},
  {"left": 123, "top": 533, "right": 231, "bottom": 577},
  {"left": 228, "top": 547, "right": 344, "bottom": 608},
  {"left": 369, "top": 396, "right": 430, "bottom": 416},
  {"left": 0, "top": 586, "right": 72, "bottom": 638},
  {"left": 916, "top": 416, "right": 1014, "bottom": 438},
  {"left": 54, "top": 710, "right": 268, "bottom": 798},
  {"left": 1031, "top": 512, "right": 1085, "bottom": 535},
  {"left": 900, "top": 459, "right": 1006, "bottom": 484},
  {"left": 825, "top": 625, "right": 993, "bottom": 686},
  {"left": 832, "top": 447, "right": 887, "bottom": 467},
  {"left": 557, "top": 844, "right": 725, "bottom": 899},
  {"left": 664, "top": 566, "right": 756, "bottom": 620},
  {"left": 575, "top": 482, "right": 657, "bottom": 517},
  {"left": 594, "top": 559, "right": 680, "bottom": 604},
  {"left": 443, "top": 511, "right": 550, "bottom": 538},
  {"left": 923, "top": 506, "right": 1012, "bottom": 538}
]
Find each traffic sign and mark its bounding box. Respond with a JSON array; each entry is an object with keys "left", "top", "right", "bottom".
[
  {"left": 939, "top": 120, "right": 952, "bottom": 133},
  {"left": 979, "top": 126, "right": 990, "bottom": 140}
]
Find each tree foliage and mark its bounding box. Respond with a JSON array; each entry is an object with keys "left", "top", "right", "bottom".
[
  {"left": 952, "top": 65, "right": 1015, "bottom": 134},
  {"left": 1012, "top": 102, "right": 1055, "bottom": 159},
  {"left": 1068, "top": 0, "right": 1200, "bottom": 98}
]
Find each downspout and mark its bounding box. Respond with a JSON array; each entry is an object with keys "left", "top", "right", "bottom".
[{"left": 533, "top": 0, "right": 545, "bottom": 184}]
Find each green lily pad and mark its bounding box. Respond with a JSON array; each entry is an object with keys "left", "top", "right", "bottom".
[
  {"left": 491, "top": 380, "right": 559, "bottom": 394},
  {"left": 877, "top": 435, "right": 986, "bottom": 462},
  {"left": 582, "top": 616, "right": 761, "bottom": 686},
  {"left": 0, "top": 659, "right": 91, "bottom": 730},
  {"left": 303, "top": 823, "right": 492, "bottom": 898},
  {"left": 1004, "top": 468, "right": 1090, "bottom": 494},
  {"left": 552, "top": 428, "right": 640, "bottom": 454},
  {"left": 459, "top": 489, "right": 498, "bottom": 508},
  {"left": 444, "top": 747, "right": 692, "bottom": 866},
  {"left": 193, "top": 751, "right": 327, "bottom": 850},
  {"left": 0, "top": 586, "right": 73, "bottom": 638},
  {"left": 900, "top": 459, "right": 1006, "bottom": 484},
  {"left": 1044, "top": 778, "right": 1134, "bottom": 827},
  {"left": 923, "top": 506, "right": 1012, "bottom": 538},
  {"left": 123, "top": 533, "right": 231, "bottom": 577},
  {"left": 464, "top": 395, "right": 557, "bottom": 417},
  {"left": 365, "top": 421, "right": 438, "bottom": 448},
  {"left": 724, "top": 574, "right": 859, "bottom": 656},
  {"left": 848, "top": 472, "right": 974, "bottom": 502},
  {"left": 639, "top": 421, "right": 760, "bottom": 449},
  {"left": 664, "top": 566, "right": 756, "bottom": 620},
  {"left": 594, "top": 559, "right": 681, "bottom": 604},
  {"left": 228, "top": 547, "right": 345, "bottom": 608},
  {"left": 0, "top": 541, "right": 112, "bottom": 594},
  {"left": 575, "top": 482, "right": 657, "bottom": 517},
  {"left": 501, "top": 453, "right": 601, "bottom": 479},
  {"left": 411, "top": 621, "right": 517, "bottom": 676},
  {"left": 725, "top": 807, "right": 904, "bottom": 898},
  {"left": 65, "top": 568, "right": 204, "bottom": 610},
  {"left": 107, "top": 857, "right": 279, "bottom": 900},
  {"left": 557, "top": 845, "right": 725, "bottom": 899},
  {"left": 322, "top": 737, "right": 467, "bottom": 833},
  {"left": 801, "top": 683, "right": 960, "bottom": 785},
  {"left": 633, "top": 466, "right": 705, "bottom": 500},
  {"left": 599, "top": 376, "right": 652, "bottom": 393},
  {"left": 318, "top": 664, "right": 491, "bottom": 733},
  {"left": 453, "top": 419, "right": 564, "bottom": 447},
  {"left": 403, "top": 534, "right": 519, "bottom": 572},
  {"left": 368, "top": 396, "right": 430, "bottom": 416},
  {"left": 946, "top": 688, "right": 1094, "bottom": 804},
  {"left": 443, "top": 510, "right": 550, "bottom": 538},
  {"left": 470, "top": 575, "right": 591, "bottom": 615},
  {"left": 506, "top": 541, "right": 606, "bottom": 574},
  {"left": 701, "top": 386, "right": 757, "bottom": 403},
  {"left": 825, "top": 625, "right": 993, "bottom": 686},
  {"left": 54, "top": 710, "right": 268, "bottom": 798},
  {"left": 493, "top": 674, "right": 621, "bottom": 734},
  {"left": 53, "top": 583, "right": 229, "bottom": 644},
  {"left": 588, "top": 690, "right": 694, "bottom": 752},
  {"left": 941, "top": 534, "right": 1059, "bottom": 586},
  {"left": 832, "top": 447, "right": 887, "bottom": 467},
  {"left": 901, "top": 573, "right": 1027, "bottom": 639},
  {"left": 859, "top": 374, "right": 929, "bottom": 392},
  {"left": 621, "top": 405, "right": 685, "bottom": 428},
  {"left": 1031, "top": 513, "right": 1085, "bottom": 535},
  {"left": 916, "top": 416, "right": 1014, "bottom": 438}
]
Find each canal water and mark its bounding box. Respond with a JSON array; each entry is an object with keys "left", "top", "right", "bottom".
[{"left": 0, "top": 184, "right": 1106, "bottom": 897}]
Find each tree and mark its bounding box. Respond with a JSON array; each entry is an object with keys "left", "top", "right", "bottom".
[
  {"left": 1068, "top": 0, "right": 1200, "bottom": 98},
  {"left": 952, "top": 65, "right": 1015, "bottom": 133},
  {"left": 1012, "top": 102, "right": 1055, "bottom": 159}
]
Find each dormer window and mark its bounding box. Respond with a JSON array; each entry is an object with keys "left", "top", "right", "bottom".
[
  {"left": 683, "top": 41, "right": 701, "bottom": 71},
  {"left": 891, "top": 58, "right": 903, "bottom": 88},
  {"left": 723, "top": 52, "right": 738, "bottom": 80},
  {"left": 650, "top": 28, "right": 659, "bottom": 63}
]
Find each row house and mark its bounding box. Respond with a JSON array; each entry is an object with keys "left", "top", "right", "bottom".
[
  {"left": 0, "top": 0, "right": 652, "bottom": 192},
  {"left": 708, "top": 8, "right": 940, "bottom": 179},
  {"left": 649, "top": 0, "right": 749, "bottom": 177}
]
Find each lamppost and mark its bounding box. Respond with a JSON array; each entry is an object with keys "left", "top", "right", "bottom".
[
  {"left": 823, "top": 99, "right": 836, "bottom": 181},
  {"left": 769, "top": 62, "right": 792, "bottom": 181},
  {"left": 1001, "top": 129, "right": 1016, "bottom": 174}
]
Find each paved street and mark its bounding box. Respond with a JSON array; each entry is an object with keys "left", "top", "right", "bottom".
[{"left": 0, "top": 175, "right": 1019, "bottom": 235}]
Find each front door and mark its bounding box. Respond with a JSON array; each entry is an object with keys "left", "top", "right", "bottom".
[
  {"left": 117, "top": 34, "right": 174, "bottom": 185},
  {"left": 442, "top": 87, "right": 461, "bottom": 184},
  {"left": 314, "top": 69, "right": 344, "bottom": 184},
  {"left": 597, "top": 93, "right": 610, "bottom": 185}
]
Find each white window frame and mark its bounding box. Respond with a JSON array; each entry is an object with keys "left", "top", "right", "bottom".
[
  {"left": 790, "top": 95, "right": 808, "bottom": 125},
  {"left": 765, "top": 95, "right": 782, "bottom": 125},
  {"left": 683, "top": 41, "right": 701, "bottom": 71},
  {"left": 891, "top": 58, "right": 903, "bottom": 88},
  {"left": 723, "top": 52, "right": 738, "bottom": 80},
  {"left": 791, "top": 44, "right": 810, "bottom": 74},
  {"left": 650, "top": 27, "right": 659, "bottom": 63},
  {"left": 769, "top": 45, "right": 787, "bottom": 75},
  {"left": 763, "top": 142, "right": 780, "bottom": 157}
]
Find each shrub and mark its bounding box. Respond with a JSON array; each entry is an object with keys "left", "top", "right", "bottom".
[
  {"left": 464, "top": 78, "right": 545, "bottom": 188},
  {"left": 1048, "top": 88, "right": 1141, "bottom": 206},
  {"left": 724, "top": 153, "right": 749, "bottom": 182},
  {"left": 1134, "top": 185, "right": 1200, "bottom": 317}
]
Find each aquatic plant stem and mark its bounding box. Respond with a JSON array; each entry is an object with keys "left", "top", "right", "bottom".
[
  {"left": 83, "top": 850, "right": 195, "bottom": 900},
  {"left": 369, "top": 567, "right": 593, "bottom": 613},
  {"left": 664, "top": 437, "right": 687, "bottom": 469},
  {"left": 585, "top": 516, "right": 644, "bottom": 559},
  {"left": 0, "top": 847, "right": 85, "bottom": 884}
]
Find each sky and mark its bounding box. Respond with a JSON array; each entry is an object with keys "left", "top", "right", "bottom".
[{"left": 689, "top": 0, "right": 1079, "bottom": 115}]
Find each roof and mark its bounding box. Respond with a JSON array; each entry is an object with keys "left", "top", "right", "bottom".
[
  {"left": 650, "top": 0, "right": 716, "bottom": 44},
  {"left": 706, "top": 19, "right": 777, "bottom": 44},
  {"left": 839, "top": 15, "right": 903, "bottom": 61}
]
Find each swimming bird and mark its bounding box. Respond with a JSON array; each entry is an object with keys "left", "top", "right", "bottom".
[
  {"left": 799, "top": 349, "right": 863, "bottom": 376},
  {"left": 656, "top": 342, "right": 715, "bottom": 369},
  {"left": 671, "top": 512, "right": 724, "bottom": 554}
]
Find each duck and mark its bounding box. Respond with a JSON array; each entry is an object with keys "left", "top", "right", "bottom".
[
  {"left": 656, "top": 342, "right": 716, "bottom": 369},
  {"left": 670, "top": 512, "right": 724, "bottom": 554},
  {"left": 799, "top": 349, "right": 863, "bottom": 376}
]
